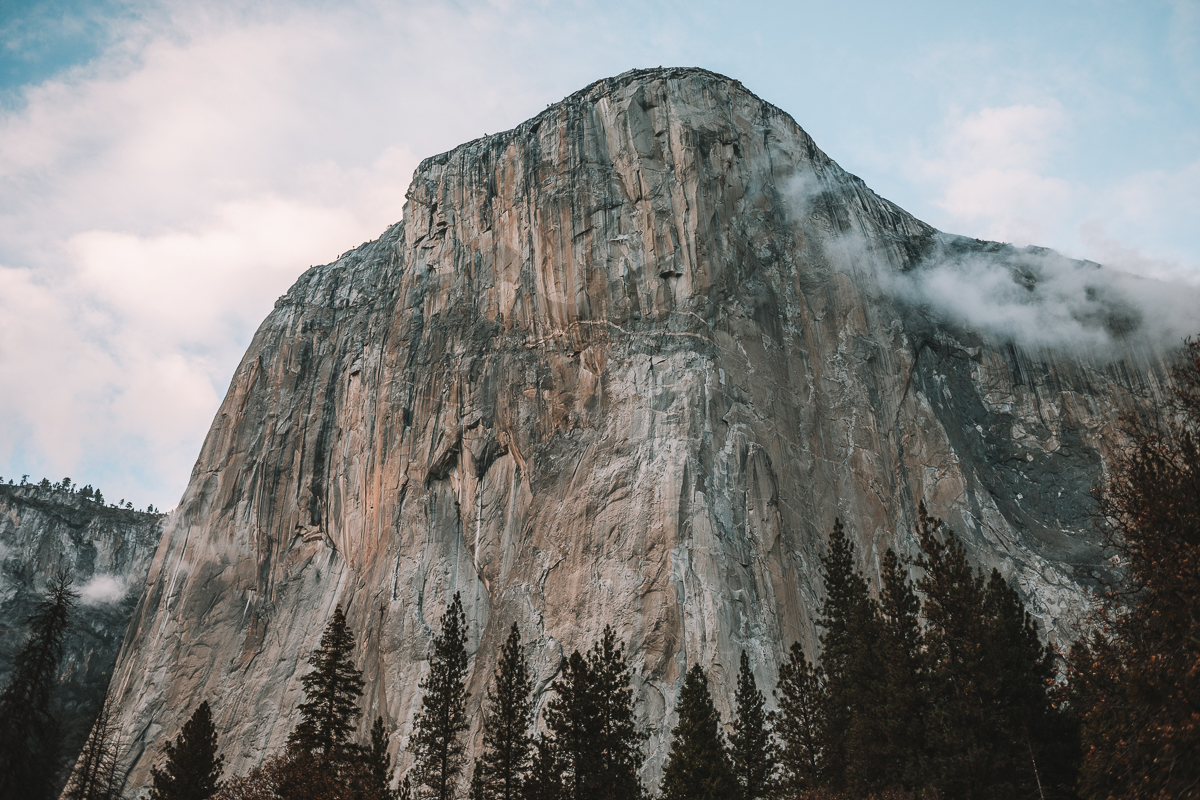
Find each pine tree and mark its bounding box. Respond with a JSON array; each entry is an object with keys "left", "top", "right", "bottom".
[
  {"left": 411, "top": 593, "right": 471, "bottom": 800},
  {"left": 476, "top": 623, "right": 535, "bottom": 800},
  {"left": 873, "top": 547, "right": 927, "bottom": 792},
  {"left": 542, "top": 626, "right": 645, "bottom": 800},
  {"left": 728, "top": 652, "right": 775, "bottom": 800},
  {"left": 288, "top": 606, "right": 366, "bottom": 758},
  {"left": 773, "top": 643, "right": 824, "bottom": 799},
  {"left": 364, "top": 716, "right": 394, "bottom": 799},
  {"left": 660, "top": 665, "right": 735, "bottom": 800},
  {"left": 0, "top": 570, "right": 78, "bottom": 800},
  {"left": 915, "top": 505, "right": 990, "bottom": 798},
  {"left": 816, "top": 519, "right": 882, "bottom": 791},
  {"left": 1071, "top": 336, "right": 1200, "bottom": 799},
  {"left": 149, "top": 700, "right": 224, "bottom": 800},
  {"left": 63, "top": 691, "right": 123, "bottom": 800},
  {"left": 520, "top": 737, "right": 562, "bottom": 800},
  {"left": 916, "top": 505, "right": 1063, "bottom": 798}
]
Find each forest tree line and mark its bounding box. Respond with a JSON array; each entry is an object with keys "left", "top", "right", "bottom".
[{"left": 1, "top": 338, "right": 1197, "bottom": 800}]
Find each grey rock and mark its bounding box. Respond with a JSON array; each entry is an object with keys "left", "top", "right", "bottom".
[
  {"left": 0, "top": 483, "right": 162, "bottom": 792},
  {"left": 104, "top": 68, "right": 1174, "bottom": 794}
]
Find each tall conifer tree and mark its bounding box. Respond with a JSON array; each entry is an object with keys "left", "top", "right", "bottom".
[
  {"left": 520, "top": 737, "right": 563, "bottom": 800},
  {"left": 365, "top": 716, "right": 394, "bottom": 799},
  {"left": 288, "top": 606, "right": 365, "bottom": 758},
  {"left": 873, "top": 547, "right": 927, "bottom": 792},
  {"left": 728, "top": 652, "right": 775, "bottom": 800},
  {"left": 476, "top": 623, "right": 534, "bottom": 800},
  {"left": 0, "top": 570, "right": 78, "bottom": 800},
  {"left": 916, "top": 505, "right": 990, "bottom": 798},
  {"left": 1071, "top": 338, "right": 1200, "bottom": 800},
  {"left": 774, "top": 644, "right": 825, "bottom": 798},
  {"left": 411, "top": 593, "right": 471, "bottom": 800},
  {"left": 660, "top": 665, "right": 735, "bottom": 800},
  {"left": 916, "top": 504, "right": 1062, "bottom": 798},
  {"left": 816, "top": 519, "right": 882, "bottom": 791},
  {"left": 542, "top": 626, "right": 644, "bottom": 800},
  {"left": 149, "top": 700, "right": 224, "bottom": 800}
]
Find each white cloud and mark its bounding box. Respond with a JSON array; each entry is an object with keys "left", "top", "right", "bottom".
[
  {"left": 918, "top": 102, "right": 1073, "bottom": 245},
  {"left": 79, "top": 573, "right": 127, "bottom": 605}
]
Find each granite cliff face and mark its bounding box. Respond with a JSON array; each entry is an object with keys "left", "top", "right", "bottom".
[
  {"left": 105, "top": 68, "right": 1178, "bottom": 792},
  {"left": 0, "top": 483, "right": 162, "bottom": 790}
]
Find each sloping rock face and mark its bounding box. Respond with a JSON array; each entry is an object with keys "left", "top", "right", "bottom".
[
  {"left": 106, "top": 68, "right": 1175, "bottom": 792},
  {"left": 0, "top": 483, "right": 162, "bottom": 790}
]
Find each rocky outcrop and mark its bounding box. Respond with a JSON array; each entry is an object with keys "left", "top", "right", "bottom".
[
  {"left": 0, "top": 482, "right": 163, "bottom": 791},
  {"left": 105, "top": 68, "right": 1180, "bottom": 794}
]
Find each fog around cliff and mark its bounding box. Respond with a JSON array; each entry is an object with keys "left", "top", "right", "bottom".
[{"left": 788, "top": 173, "right": 1200, "bottom": 354}]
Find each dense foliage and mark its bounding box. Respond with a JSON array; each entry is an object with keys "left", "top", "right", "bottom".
[
  {"left": 149, "top": 701, "right": 225, "bottom": 800},
  {"left": 1069, "top": 337, "right": 1200, "bottom": 800},
  {"left": 660, "top": 664, "right": 735, "bottom": 800}
]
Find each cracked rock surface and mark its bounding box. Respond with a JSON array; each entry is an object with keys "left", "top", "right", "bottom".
[
  {"left": 105, "top": 68, "right": 1172, "bottom": 793},
  {"left": 0, "top": 484, "right": 162, "bottom": 791}
]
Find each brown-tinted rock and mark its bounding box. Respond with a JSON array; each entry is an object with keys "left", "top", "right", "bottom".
[{"left": 105, "top": 68, "right": 1174, "bottom": 793}]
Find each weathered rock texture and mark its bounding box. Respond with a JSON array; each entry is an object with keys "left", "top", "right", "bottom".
[
  {"left": 106, "top": 68, "right": 1176, "bottom": 794},
  {"left": 0, "top": 482, "right": 162, "bottom": 791}
]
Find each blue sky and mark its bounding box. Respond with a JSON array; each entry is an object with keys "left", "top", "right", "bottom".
[{"left": 0, "top": 0, "right": 1197, "bottom": 509}]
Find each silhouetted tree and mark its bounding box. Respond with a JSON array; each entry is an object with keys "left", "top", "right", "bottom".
[
  {"left": 62, "top": 691, "right": 123, "bottom": 800},
  {"left": 728, "top": 652, "right": 776, "bottom": 800},
  {"left": 520, "top": 737, "right": 562, "bottom": 800},
  {"left": 364, "top": 716, "right": 394, "bottom": 799},
  {"left": 1070, "top": 336, "right": 1200, "bottom": 799},
  {"left": 475, "top": 623, "right": 534, "bottom": 800},
  {"left": 213, "top": 748, "right": 387, "bottom": 800},
  {"left": 917, "top": 504, "right": 1062, "bottom": 799},
  {"left": 816, "top": 519, "right": 882, "bottom": 791},
  {"left": 542, "top": 626, "right": 645, "bottom": 800},
  {"left": 288, "top": 606, "right": 365, "bottom": 758},
  {"left": 410, "top": 593, "right": 471, "bottom": 800},
  {"left": 872, "top": 547, "right": 928, "bottom": 792},
  {"left": 0, "top": 570, "right": 78, "bottom": 800},
  {"left": 150, "top": 700, "right": 225, "bottom": 800},
  {"left": 774, "top": 643, "right": 824, "bottom": 798},
  {"left": 660, "top": 664, "right": 735, "bottom": 800}
]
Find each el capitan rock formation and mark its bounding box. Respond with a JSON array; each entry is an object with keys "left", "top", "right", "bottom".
[{"left": 103, "top": 68, "right": 1181, "bottom": 792}]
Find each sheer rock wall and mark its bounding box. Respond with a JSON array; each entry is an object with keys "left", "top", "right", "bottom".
[{"left": 105, "top": 68, "right": 1171, "bottom": 792}]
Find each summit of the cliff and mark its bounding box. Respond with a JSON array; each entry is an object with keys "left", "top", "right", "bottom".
[{"left": 412, "top": 66, "right": 803, "bottom": 177}]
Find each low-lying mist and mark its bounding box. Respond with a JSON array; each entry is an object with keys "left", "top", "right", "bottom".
[{"left": 789, "top": 174, "right": 1200, "bottom": 355}]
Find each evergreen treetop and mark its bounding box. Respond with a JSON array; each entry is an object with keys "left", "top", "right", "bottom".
[
  {"left": 365, "top": 716, "right": 394, "bottom": 800},
  {"left": 728, "top": 651, "right": 776, "bottom": 800},
  {"left": 659, "top": 664, "right": 735, "bottom": 800},
  {"left": 542, "top": 625, "right": 645, "bottom": 800},
  {"left": 288, "top": 606, "right": 365, "bottom": 757},
  {"left": 410, "top": 592, "right": 471, "bottom": 800},
  {"left": 773, "top": 643, "right": 824, "bottom": 799},
  {"left": 476, "top": 622, "right": 534, "bottom": 800},
  {"left": 149, "top": 700, "right": 224, "bottom": 800}
]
